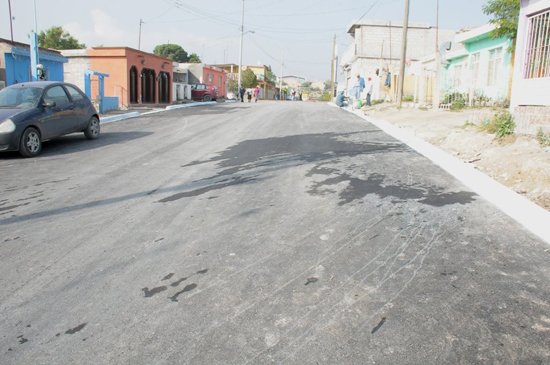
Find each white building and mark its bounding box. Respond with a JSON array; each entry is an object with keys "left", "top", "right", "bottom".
[
  {"left": 340, "top": 19, "right": 456, "bottom": 96},
  {"left": 511, "top": 0, "right": 550, "bottom": 110}
]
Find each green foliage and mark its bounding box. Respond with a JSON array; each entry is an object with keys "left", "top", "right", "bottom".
[
  {"left": 371, "top": 99, "right": 384, "bottom": 105},
  {"left": 537, "top": 128, "right": 550, "bottom": 147},
  {"left": 266, "top": 65, "right": 276, "bottom": 82},
  {"left": 482, "top": 0, "right": 520, "bottom": 47},
  {"left": 324, "top": 80, "right": 331, "bottom": 91},
  {"left": 241, "top": 69, "right": 257, "bottom": 88},
  {"left": 402, "top": 95, "right": 414, "bottom": 102},
  {"left": 319, "top": 92, "right": 332, "bottom": 101},
  {"left": 494, "top": 111, "right": 515, "bottom": 138},
  {"left": 480, "top": 111, "right": 515, "bottom": 138},
  {"left": 451, "top": 98, "right": 466, "bottom": 111},
  {"left": 419, "top": 106, "right": 429, "bottom": 111},
  {"left": 462, "top": 120, "right": 476, "bottom": 128},
  {"left": 310, "top": 87, "right": 321, "bottom": 92},
  {"left": 228, "top": 78, "right": 238, "bottom": 92},
  {"left": 153, "top": 44, "right": 188, "bottom": 62},
  {"left": 37, "top": 26, "right": 85, "bottom": 50},
  {"left": 301, "top": 81, "right": 312, "bottom": 88},
  {"left": 188, "top": 53, "right": 201, "bottom": 63}
]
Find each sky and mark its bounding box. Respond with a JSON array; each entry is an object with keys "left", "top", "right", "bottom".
[{"left": 1, "top": 0, "right": 492, "bottom": 81}]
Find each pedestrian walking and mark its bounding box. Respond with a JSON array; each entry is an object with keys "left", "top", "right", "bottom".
[
  {"left": 366, "top": 77, "right": 373, "bottom": 106},
  {"left": 247, "top": 90, "right": 252, "bottom": 102},
  {"left": 240, "top": 87, "right": 245, "bottom": 103},
  {"left": 254, "top": 86, "right": 260, "bottom": 102}
]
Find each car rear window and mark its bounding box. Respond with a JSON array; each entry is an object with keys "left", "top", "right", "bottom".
[
  {"left": 44, "top": 86, "right": 70, "bottom": 105},
  {"left": 65, "top": 85, "right": 85, "bottom": 101}
]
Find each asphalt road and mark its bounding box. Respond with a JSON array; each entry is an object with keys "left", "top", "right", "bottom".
[{"left": 1, "top": 101, "right": 549, "bottom": 364}]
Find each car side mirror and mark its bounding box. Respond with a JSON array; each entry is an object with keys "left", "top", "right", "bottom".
[{"left": 42, "top": 101, "right": 56, "bottom": 108}]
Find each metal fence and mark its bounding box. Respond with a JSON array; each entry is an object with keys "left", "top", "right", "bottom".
[
  {"left": 438, "top": 90, "right": 499, "bottom": 110},
  {"left": 525, "top": 9, "right": 550, "bottom": 79}
]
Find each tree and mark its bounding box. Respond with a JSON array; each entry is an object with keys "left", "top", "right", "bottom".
[
  {"left": 266, "top": 65, "right": 276, "bottom": 82},
  {"left": 482, "top": 0, "right": 520, "bottom": 44},
  {"left": 228, "top": 78, "right": 238, "bottom": 92},
  {"left": 37, "top": 26, "right": 85, "bottom": 50},
  {"left": 301, "top": 81, "right": 312, "bottom": 88},
  {"left": 324, "top": 80, "right": 331, "bottom": 91},
  {"left": 241, "top": 69, "right": 257, "bottom": 88},
  {"left": 188, "top": 53, "right": 201, "bottom": 63},
  {"left": 153, "top": 44, "right": 188, "bottom": 62}
]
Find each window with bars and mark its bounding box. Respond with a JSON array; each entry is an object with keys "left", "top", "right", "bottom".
[
  {"left": 524, "top": 10, "right": 550, "bottom": 79},
  {"left": 487, "top": 47, "right": 503, "bottom": 86}
]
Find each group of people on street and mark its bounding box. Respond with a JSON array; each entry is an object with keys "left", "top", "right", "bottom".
[
  {"left": 239, "top": 86, "right": 260, "bottom": 103},
  {"left": 335, "top": 74, "right": 374, "bottom": 109}
]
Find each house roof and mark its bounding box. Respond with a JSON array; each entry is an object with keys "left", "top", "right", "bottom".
[
  {"left": 0, "top": 37, "right": 65, "bottom": 58},
  {"left": 88, "top": 47, "right": 173, "bottom": 63},
  {"left": 455, "top": 23, "right": 496, "bottom": 44}
]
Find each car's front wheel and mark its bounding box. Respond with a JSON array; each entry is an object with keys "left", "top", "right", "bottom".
[
  {"left": 19, "top": 127, "right": 42, "bottom": 157},
  {"left": 84, "top": 116, "right": 100, "bottom": 140},
  {"left": 203, "top": 94, "right": 212, "bottom": 102}
]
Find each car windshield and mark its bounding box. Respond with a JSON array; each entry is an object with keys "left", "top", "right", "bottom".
[{"left": 0, "top": 87, "right": 42, "bottom": 109}]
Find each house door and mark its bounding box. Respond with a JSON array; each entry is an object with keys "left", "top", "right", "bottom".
[
  {"left": 140, "top": 68, "right": 155, "bottom": 103},
  {"left": 130, "top": 66, "right": 138, "bottom": 104},
  {"left": 158, "top": 72, "right": 170, "bottom": 103}
]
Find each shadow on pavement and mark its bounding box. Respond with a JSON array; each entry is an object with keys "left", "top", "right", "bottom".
[{"left": 0, "top": 131, "right": 153, "bottom": 160}]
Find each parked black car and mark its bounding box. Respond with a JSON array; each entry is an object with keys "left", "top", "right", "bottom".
[{"left": 0, "top": 81, "right": 100, "bottom": 157}]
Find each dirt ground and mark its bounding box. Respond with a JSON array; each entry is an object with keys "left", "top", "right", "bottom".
[{"left": 362, "top": 105, "right": 550, "bottom": 212}]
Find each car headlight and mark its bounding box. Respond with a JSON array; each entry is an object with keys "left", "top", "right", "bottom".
[{"left": 0, "top": 119, "right": 16, "bottom": 134}]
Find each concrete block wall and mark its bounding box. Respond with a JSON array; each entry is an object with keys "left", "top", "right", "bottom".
[
  {"left": 63, "top": 56, "right": 91, "bottom": 91},
  {"left": 357, "top": 25, "right": 456, "bottom": 65}
]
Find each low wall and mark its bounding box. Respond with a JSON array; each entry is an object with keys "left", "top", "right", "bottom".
[{"left": 513, "top": 106, "right": 550, "bottom": 135}]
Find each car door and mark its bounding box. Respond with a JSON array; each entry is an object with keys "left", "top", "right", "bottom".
[
  {"left": 195, "top": 84, "right": 206, "bottom": 100},
  {"left": 64, "top": 85, "right": 90, "bottom": 131},
  {"left": 40, "top": 85, "right": 77, "bottom": 137}
]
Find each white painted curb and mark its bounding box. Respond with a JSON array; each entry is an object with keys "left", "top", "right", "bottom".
[
  {"left": 100, "top": 101, "right": 221, "bottom": 123},
  {"left": 166, "top": 102, "right": 217, "bottom": 110},
  {"left": 100, "top": 112, "right": 141, "bottom": 124},
  {"left": 331, "top": 103, "right": 550, "bottom": 245}
]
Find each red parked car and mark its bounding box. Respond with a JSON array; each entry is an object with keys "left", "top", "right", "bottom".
[{"left": 191, "top": 84, "right": 218, "bottom": 102}]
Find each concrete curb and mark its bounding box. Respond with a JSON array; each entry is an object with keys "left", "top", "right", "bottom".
[
  {"left": 330, "top": 103, "right": 550, "bottom": 245},
  {"left": 100, "top": 112, "right": 141, "bottom": 124},
  {"left": 166, "top": 102, "right": 217, "bottom": 110},
  {"left": 100, "top": 101, "right": 224, "bottom": 124}
]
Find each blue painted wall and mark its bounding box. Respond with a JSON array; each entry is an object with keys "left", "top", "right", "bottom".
[{"left": 4, "top": 54, "right": 65, "bottom": 86}]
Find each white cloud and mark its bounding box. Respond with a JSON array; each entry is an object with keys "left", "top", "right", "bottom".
[{"left": 64, "top": 9, "right": 135, "bottom": 48}]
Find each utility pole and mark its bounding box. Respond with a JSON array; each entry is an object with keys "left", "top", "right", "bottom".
[
  {"left": 435, "top": 0, "right": 439, "bottom": 53},
  {"left": 330, "top": 34, "right": 336, "bottom": 100},
  {"left": 397, "top": 0, "right": 410, "bottom": 108},
  {"left": 8, "top": 0, "right": 14, "bottom": 42},
  {"left": 434, "top": 0, "right": 440, "bottom": 110},
  {"left": 238, "top": 0, "right": 245, "bottom": 93},
  {"left": 279, "top": 48, "right": 284, "bottom": 101},
  {"left": 138, "top": 19, "right": 144, "bottom": 50},
  {"left": 30, "top": 0, "right": 39, "bottom": 81}
]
